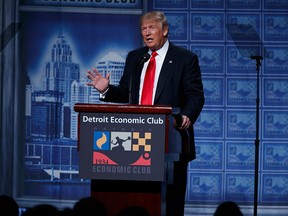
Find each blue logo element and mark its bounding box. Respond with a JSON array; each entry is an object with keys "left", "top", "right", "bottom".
[
  {"left": 192, "top": 45, "right": 224, "bottom": 75},
  {"left": 192, "top": 0, "right": 224, "bottom": 9},
  {"left": 226, "top": 14, "right": 260, "bottom": 41},
  {"left": 264, "top": 0, "right": 288, "bottom": 9},
  {"left": 262, "top": 174, "right": 288, "bottom": 202},
  {"left": 188, "top": 173, "right": 222, "bottom": 201},
  {"left": 166, "top": 12, "right": 188, "bottom": 41},
  {"left": 154, "top": 0, "right": 188, "bottom": 9},
  {"left": 227, "top": 45, "right": 260, "bottom": 74},
  {"left": 226, "top": 173, "right": 254, "bottom": 201},
  {"left": 264, "top": 47, "right": 288, "bottom": 75},
  {"left": 227, "top": 0, "right": 260, "bottom": 9},
  {"left": 263, "top": 142, "right": 288, "bottom": 171},
  {"left": 264, "top": 14, "right": 288, "bottom": 42},
  {"left": 264, "top": 78, "right": 288, "bottom": 107},
  {"left": 94, "top": 131, "right": 110, "bottom": 150},
  {"left": 226, "top": 142, "right": 255, "bottom": 170},
  {"left": 191, "top": 13, "right": 224, "bottom": 41},
  {"left": 264, "top": 111, "right": 288, "bottom": 139},
  {"left": 203, "top": 78, "right": 224, "bottom": 106},
  {"left": 227, "top": 110, "right": 256, "bottom": 138},
  {"left": 194, "top": 110, "right": 224, "bottom": 138},
  {"left": 227, "top": 78, "right": 256, "bottom": 106},
  {"left": 190, "top": 141, "right": 223, "bottom": 170}
]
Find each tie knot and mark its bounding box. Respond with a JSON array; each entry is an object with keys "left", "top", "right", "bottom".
[{"left": 151, "top": 51, "right": 158, "bottom": 58}]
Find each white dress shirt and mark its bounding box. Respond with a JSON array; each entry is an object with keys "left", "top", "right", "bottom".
[{"left": 139, "top": 40, "right": 169, "bottom": 104}]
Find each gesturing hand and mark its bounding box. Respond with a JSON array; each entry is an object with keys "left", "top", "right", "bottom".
[{"left": 86, "top": 68, "right": 110, "bottom": 93}]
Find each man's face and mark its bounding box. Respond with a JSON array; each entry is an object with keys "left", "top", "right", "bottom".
[{"left": 141, "top": 19, "right": 168, "bottom": 51}]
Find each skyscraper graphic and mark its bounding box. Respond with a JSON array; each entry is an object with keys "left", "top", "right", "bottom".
[
  {"left": 70, "top": 78, "right": 92, "bottom": 140},
  {"left": 45, "top": 30, "right": 80, "bottom": 103},
  {"left": 25, "top": 30, "right": 127, "bottom": 187}
]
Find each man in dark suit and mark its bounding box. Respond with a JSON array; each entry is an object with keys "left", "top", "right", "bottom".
[{"left": 87, "top": 11, "right": 204, "bottom": 216}]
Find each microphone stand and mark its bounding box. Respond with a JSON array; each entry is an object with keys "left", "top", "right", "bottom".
[
  {"left": 129, "top": 72, "right": 133, "bottom": 104},
  {"left": 129, "top": 63, "right": 143, "bottom": 104},
  {"left": 250, "top": 55, "right": 263, "bottom": 216},
  {"left": 129, "top": 53, "right": 150, "bottom": 104}
]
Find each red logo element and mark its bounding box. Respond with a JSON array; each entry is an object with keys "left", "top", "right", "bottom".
[
  {"left": 131, "top": 153, "right": 151, "bottom": 166},
  {"left": 93, "top": 152, "right": 117, "bottom": 165}
]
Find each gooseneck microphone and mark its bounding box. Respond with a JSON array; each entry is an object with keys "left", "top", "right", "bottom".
[
  {"left": 129, "top": 53, "right": 151, "bottom": 104},
  {"left": 138, "top": 53, "right": 151, "bottom": 66}
]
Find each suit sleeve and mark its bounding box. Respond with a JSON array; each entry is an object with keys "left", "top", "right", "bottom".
[{"left": 181, "top": 53, "right": 205, "bottom": 124}]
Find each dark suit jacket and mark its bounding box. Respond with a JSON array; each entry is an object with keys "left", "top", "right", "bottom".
[{"left": 102, "top": 42, "right": 205, "bottom": 161}]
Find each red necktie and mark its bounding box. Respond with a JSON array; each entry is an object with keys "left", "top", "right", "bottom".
[{"left": 140, "top": 51, "right": 158, "bottom": 105}]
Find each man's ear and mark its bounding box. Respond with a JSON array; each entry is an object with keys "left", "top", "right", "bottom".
[{"left": 163, "top": 28, "right": 169, "bottom": 37}]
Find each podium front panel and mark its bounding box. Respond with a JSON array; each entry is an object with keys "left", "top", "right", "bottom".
[{"left": 78, "top": 112, "right": 166, "bottom": 181}]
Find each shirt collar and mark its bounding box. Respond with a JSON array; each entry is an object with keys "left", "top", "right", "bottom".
[{"left": 149, "top": 40, "right": 169, "bottom": 58}]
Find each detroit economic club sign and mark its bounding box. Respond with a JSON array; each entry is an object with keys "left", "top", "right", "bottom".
[{"left": 78, "top": 112, "right": 166, "bottom": 181}]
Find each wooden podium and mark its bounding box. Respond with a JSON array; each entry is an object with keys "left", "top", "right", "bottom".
[{"left": 74, "top": 103, "right": 181, "bottom": 216}]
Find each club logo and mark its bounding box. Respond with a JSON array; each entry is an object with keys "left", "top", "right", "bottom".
[{"left": 93, "top": 131, "right": 152, "bottom": 166}]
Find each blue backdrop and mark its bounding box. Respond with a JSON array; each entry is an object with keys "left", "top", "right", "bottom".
[{"left": 19, "top": 0, "right": 288, "bottom": 215}]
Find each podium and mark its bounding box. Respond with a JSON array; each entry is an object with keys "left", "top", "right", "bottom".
[{"left": 74, "top": 103, "right": 183, "bottom": 216}]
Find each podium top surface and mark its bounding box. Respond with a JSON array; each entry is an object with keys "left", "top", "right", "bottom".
[{"left": 74, "top": 103, "right": 173, "bottom": 115}]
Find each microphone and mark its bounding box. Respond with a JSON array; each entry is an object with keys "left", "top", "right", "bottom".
[
  {"left": 138, "top": 53, "right": 150, "bottom": 66},
  {"left": 129, "top": 53, "right": 150, "bottom": 104}
]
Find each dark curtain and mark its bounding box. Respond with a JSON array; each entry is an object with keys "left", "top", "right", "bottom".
[{"left": 0, "top": 0, "right": 25, "bottom": 197}]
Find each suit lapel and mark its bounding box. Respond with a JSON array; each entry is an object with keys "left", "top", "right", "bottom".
[
  {"left": 132, "top": 67, "right": 141, "bottom": 103},
  {"left": 132, "top": 48, "right": 149, "bottom": 104},
  {"left": 154, "top": 44, "right": 175, "bottom": 102}
]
